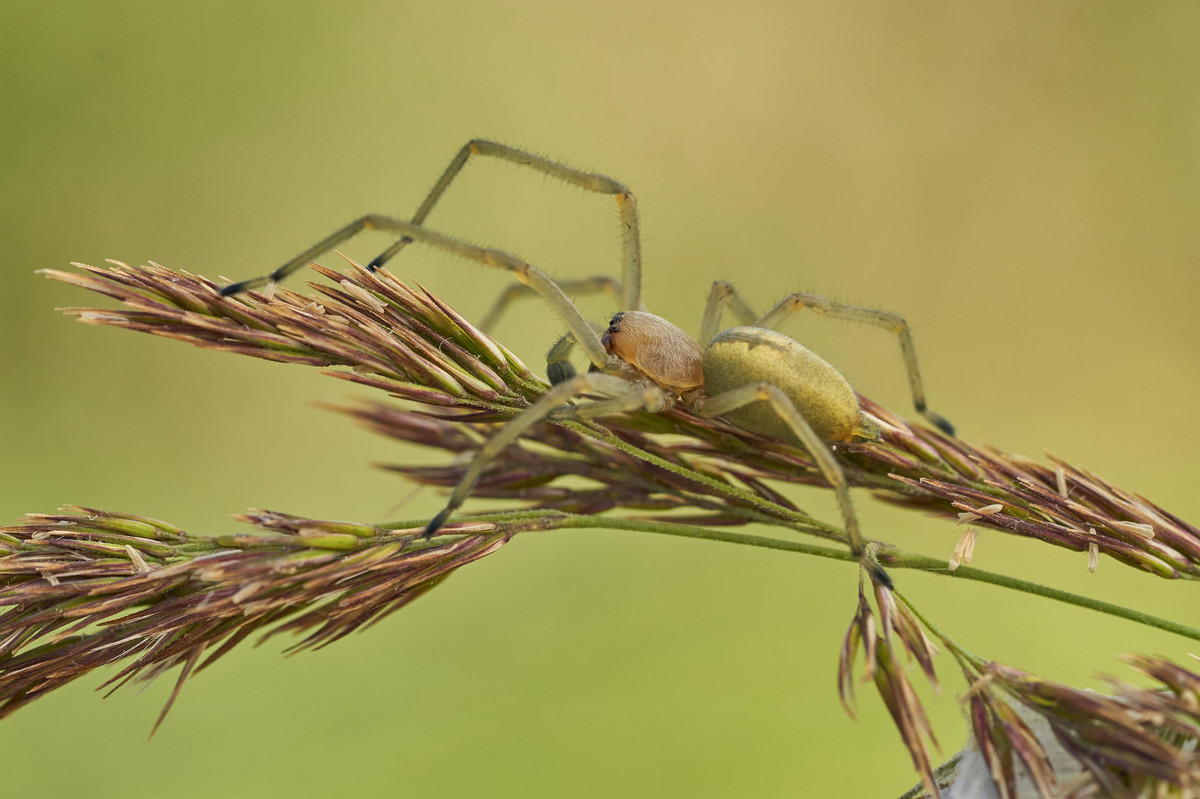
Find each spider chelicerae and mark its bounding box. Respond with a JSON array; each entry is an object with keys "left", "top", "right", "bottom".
[{"left": 220, "top": 139, "right": 955, "bottom": 585}]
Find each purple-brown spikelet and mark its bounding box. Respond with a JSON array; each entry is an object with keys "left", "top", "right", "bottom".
[
  {"left": 6, "top": 259, "right": 1196, "bottom": 795},
  {"left": 35, "top": 260, "right": 1200, "bottom": 580},
  {"left": 0, "top": 505, "right": 510, "bottom": 732}
]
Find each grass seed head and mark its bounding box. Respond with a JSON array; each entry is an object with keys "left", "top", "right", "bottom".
[{"left": 16, "top": 259, "right": 1200, "bottom": 795}]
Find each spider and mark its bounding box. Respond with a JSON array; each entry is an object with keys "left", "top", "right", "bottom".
[{"left": 220, "top": 140, "right": 955, "bottom": 583}]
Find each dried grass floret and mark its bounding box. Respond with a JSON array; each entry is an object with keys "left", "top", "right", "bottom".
[
  {"left": 39, "top": 260, "right": 1200, "bottom": 579},
  {"left": 9, "top": 260, "right": 1197, "bottom": 797},
  {"left": 0, "top": 505, "right": 509, "bottom": 731}
]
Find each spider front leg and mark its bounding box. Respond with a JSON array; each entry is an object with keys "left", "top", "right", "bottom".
[
  {"left": 225, "top": 214, "right": 617, "bottom": 374},
  {"left": 369, "top": 140, "right": 643, "bottom": 312},
  {"left": 219, "top": 215, "right": 380, "bottom": 296},
  {"left": 222, "top": 140, "right": 644, "bottom": 312},
  {"left": 695, "top": 381, "right": 889, "bottom": 586},
  {"left": 479, "top": 278, "right": 620, "bottom": 388},
  {"left": 423, "top": 373, "right": 666, "bottom": 537},
  {"left": 479, "top": 276, "right": 622, "bottom": 333},
  {"left": 699, "top": 280, "right": 760, "bottom": 343}
]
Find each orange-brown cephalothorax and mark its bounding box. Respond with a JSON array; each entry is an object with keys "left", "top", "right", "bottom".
[{"left": 602, "top": 311, "right": 704, "bottom": 395}]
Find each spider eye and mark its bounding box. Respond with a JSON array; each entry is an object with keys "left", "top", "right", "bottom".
[{"left": 601, "top": 317, "right": 622, "bottom": 351}]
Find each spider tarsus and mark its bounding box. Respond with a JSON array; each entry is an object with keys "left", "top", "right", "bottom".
[
  {"left": 930, "top": 414, "right": 956, "bottom": 437},
  {"left": 218, "top": 280, "right": 252, "bottom": 297},
  {"left": 914, "top": 401, "right": 956, "bottom": 437},
  {"left": 366, "top": 255, "right": 387, "bottom": 272},
  {"left": 219, "top": 275, "right": 279, "bottom": 297},
  {"left": 423, "top": 508, "right": 452, "bottom": 539},
  {"left": 866, "top": 560, "right": 894, "bottom": 590}
]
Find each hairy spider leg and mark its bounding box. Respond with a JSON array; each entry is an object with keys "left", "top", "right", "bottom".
[
  {"left": 219, "top": 215, "right": 381, "bottom": 295},
  {"left": 757, "top": 291, "right": 954, "bottom": 435},
  {"left": 546, "top": 331, "right": 580, "bottom": 385},
  {"left": 545, "top": 320, "right": 610, "bottom": 386},
  {"left": 695, "top": 381, "right": 890, "bottom": 587},
  {"left": 225, "top": 214, "right": 616, "bottom": 371},
  {"left": 478, "top": 276, "right": 622, "bottom": 333},
  {"left": 221, "top": 140, "right": 643, "bottom": 312},
  {"left": 422, "top": 373, "right": 666, "bottom": 538},
  {"left": 704, "top": 281, "right": 955, "bottom": 436},
  {"left": 368, "top": 140, "right": 642, "bottom": 312},
  {"left": 699, "top": 280, "right": 761, "bottom": 343}
]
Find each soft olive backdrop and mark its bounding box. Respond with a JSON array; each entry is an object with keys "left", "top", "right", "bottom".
[{"left": 2, "top": 3, "right": 1198, "bottom": 797}]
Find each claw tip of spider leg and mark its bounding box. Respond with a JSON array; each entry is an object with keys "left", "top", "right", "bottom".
[
  {"left": 934, "top": 416, "right": 956, "bottom": 437},
  {"left": 866, "top": 561, "right": 894, "bottom": 590},
  {"left": 423, "top": 509, "right": 452, "bottom": 540},
  {"left": 220, "top": 278, "right": 276, "bottom": 298}
]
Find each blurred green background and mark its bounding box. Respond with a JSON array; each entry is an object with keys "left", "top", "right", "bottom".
[{"left": 2, "top": 3, "right": 1198, "bottom": 797}]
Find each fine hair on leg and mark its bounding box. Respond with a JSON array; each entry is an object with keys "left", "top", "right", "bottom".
[
  {"left": 479, "top": 276, "right": 622, "bottom": 333},
  {"left": 545, "top": 316, "right": 613, "bottom": 385},
  {"left": 228, "top": 214, "right": 616, "bottom": 372},
  {"left": 546, "top": 331, "right": 580, "bottom": 385},
  {"left": 703, "top": 283, "right": 954, "bottom": 436},
  {"left": 223, "top": 140, "right": 643, "bottom": 311},
  {"left": 423, "top": 373, "right": 665, "bottom": 537},
  {"left": 699, "top": 280, "right": 760, "bottom": 343},
  {"left": 219, "top": 216, "right": 379, "bottom": 296},
  {"left": 368, "top": 141, "right": 643, "bottom": 312},
  {"left": 696, "top": 380, "right": 890, "bottom": 585}
]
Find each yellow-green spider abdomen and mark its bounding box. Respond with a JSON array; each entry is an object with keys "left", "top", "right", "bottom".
[{"left": 703, "top": 327, "right": 872, "bottom": 443}]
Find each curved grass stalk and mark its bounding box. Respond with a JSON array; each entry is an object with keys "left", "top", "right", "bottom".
[{"left": 7, "top": 259, "right": 1195, "bottom": 796}]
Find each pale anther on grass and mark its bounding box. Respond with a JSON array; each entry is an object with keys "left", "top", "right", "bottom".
[
  {"left": 1114, "top": 521, "right": 1156, "bottom": 539},
  {"left": 78, "top": 312, "right": 131, "bottom": 325},
  {"left": 124, "top": 544, "right": 150, "bottom": 574},
  {"left": 232, "top": 581, "right": 263, "bottom": 604},
  {"left": 430, "top": 522, "right": 499, "bottom": 534},
  {"left": 1055, "top": 465, "right": 1068, "bottom": 498},
  {"left": 340, "top": 280, "right": 388, "bottom": 313},
  {"left": 957, "top": 671, "right": 997, "bottom": 703},
  {"left": 948, "top": 529, "right": 977, "bottom": 571},
  {"left": 17, "top": 259, "right": 1200, "bottom": 795}
]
